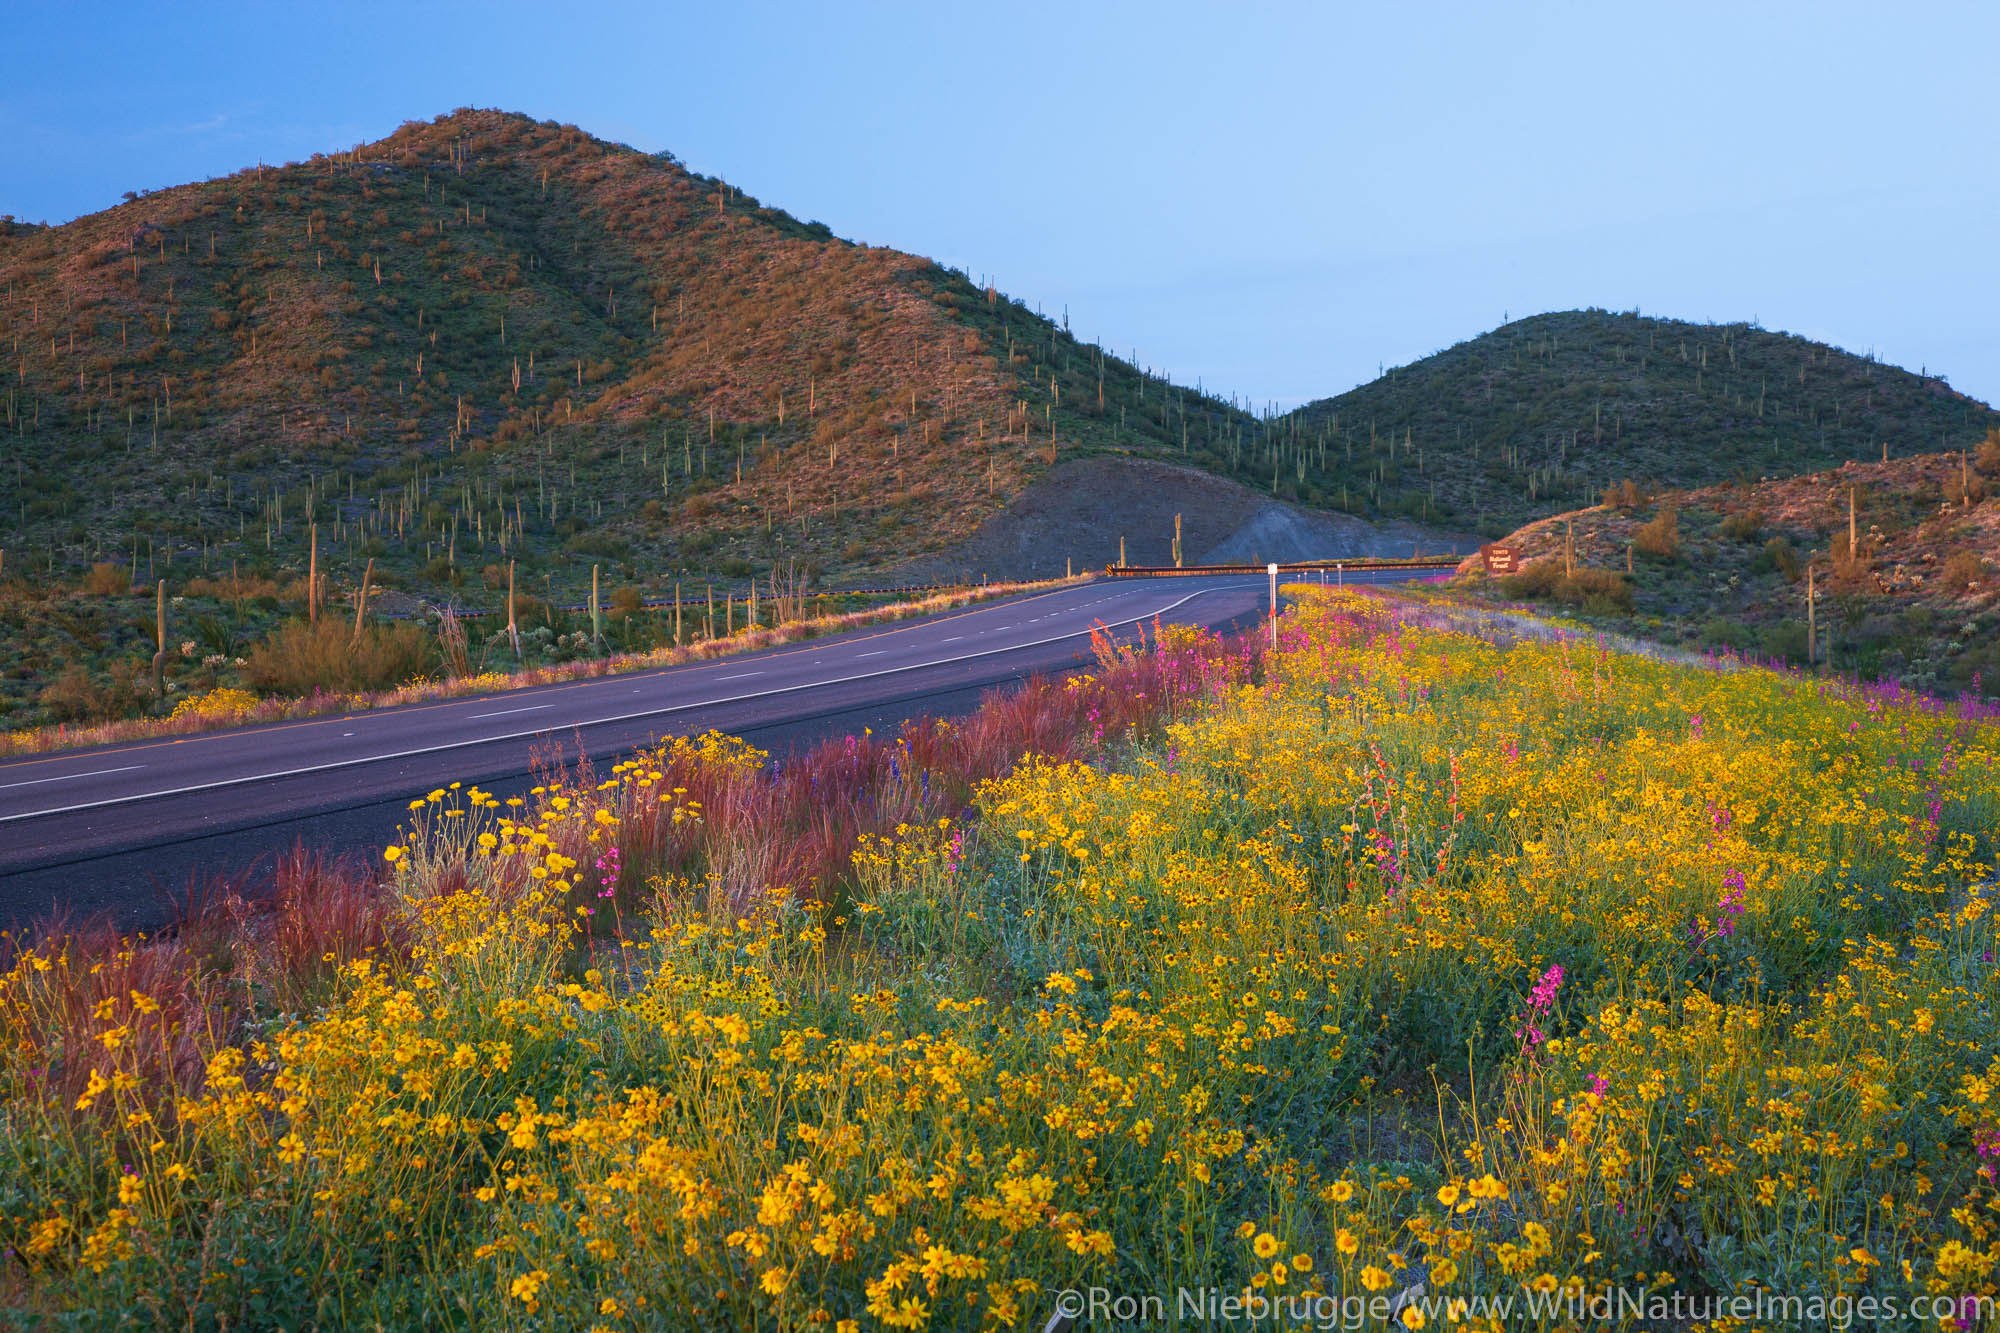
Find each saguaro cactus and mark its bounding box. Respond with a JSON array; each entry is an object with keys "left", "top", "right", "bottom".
[
  {"left": 152, "top": 580, "right": 167, "bottom": 699},
  {"left": 1172, "top": 514, "right": 1183, "bottom": 568},
  {"left": 590, "top": 564, "right": 602, "bottom": 654},
  {"left": 352, "top": 558, "right": 374, "bottom": 644},
  {"left": 507, "top": 560, "right": 521, "bottom": 659}
]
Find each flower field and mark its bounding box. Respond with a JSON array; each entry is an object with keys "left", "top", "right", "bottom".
[{"left": 2, "top": 588, "right": 1996, "bottom": 1329}]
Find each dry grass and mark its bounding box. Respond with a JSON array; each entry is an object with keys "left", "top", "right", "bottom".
[{"left": 242, "top": 618, "right": 434, "bottom": 694}]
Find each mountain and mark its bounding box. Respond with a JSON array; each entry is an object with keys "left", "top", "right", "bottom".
[
  {"left": 1278, "top": 309, "right": 2000, "bottom": 537},
  {"left": 3, "top": 113, "right": 1994, "bottom": 611},
  {"left": 1450, "top": 436, "right": 2000, "bottom": 697},
  {"left": 0, "top": 107, "right": 1271, "bottom": 604}
]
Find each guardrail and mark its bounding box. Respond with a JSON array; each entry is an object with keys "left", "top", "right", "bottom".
[
  {"left": 405, "top": 577, "right": 1051, "bottom": 620},
  {"left": 1102, "top": 556, "right": 1463, "bottom": 577}
]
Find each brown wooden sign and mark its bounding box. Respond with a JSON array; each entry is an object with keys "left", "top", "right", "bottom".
[{"left": 1482, "top": 544, "right": 1522, "bottom": 574}]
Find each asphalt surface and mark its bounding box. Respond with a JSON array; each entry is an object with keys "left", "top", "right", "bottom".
[{"left": 0, "top": 570, "right": 1421, "bottom": 931}]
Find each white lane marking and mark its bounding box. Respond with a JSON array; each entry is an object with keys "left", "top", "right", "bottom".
[
  {"left": 855, "top": 650, "right": 887, "bottom": 658},
  {"left": 941, "top": 636, "right": 963, "bottom": 642},
  {"left": 1, "top": 586, "right": 1215, "bottom": 824},
  {"left": 715, "top": 671, "right": 762, "bottom": 681},
  {"left": 466, "top": 704, "right": 555, "bottom": 720},
  {"left": 0, "top": 764, "right": 145, "bottom": 791}
]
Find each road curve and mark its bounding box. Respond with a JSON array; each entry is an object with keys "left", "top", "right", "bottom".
[{"left": 0, "top": 570, "right": 1420, "bottom": 930}]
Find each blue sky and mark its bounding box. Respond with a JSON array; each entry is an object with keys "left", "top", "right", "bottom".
[{"left": 4, "top": 1, "right": 1995, "bottom": 408}]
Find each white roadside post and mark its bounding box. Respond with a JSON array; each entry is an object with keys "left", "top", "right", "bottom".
[{"left": 1268, "top": 562, "right": 1279, "bottom": 649}]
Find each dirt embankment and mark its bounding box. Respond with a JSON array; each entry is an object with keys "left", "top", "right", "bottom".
[{"left": 891, "top": 456, "right": 1478, "bottom": 583}]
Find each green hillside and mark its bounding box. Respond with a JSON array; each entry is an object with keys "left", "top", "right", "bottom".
[{"left": 1278, "top": 309, "right": 2000, "bottom": 536}]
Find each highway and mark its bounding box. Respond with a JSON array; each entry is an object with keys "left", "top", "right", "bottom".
[{"left": 0, "top": 570, "right": 1420, "bottom": 931}]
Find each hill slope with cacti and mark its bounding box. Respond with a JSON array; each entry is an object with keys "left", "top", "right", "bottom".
[
  {"left": 1277, "top": 309, "right": 2000, "bottom": 537},
  {"left": 0, "top": 106, "right": 1280, "bottom": 610},
  {"left": 1445, "top": 433, "right": 2000, "bottom": 697}
]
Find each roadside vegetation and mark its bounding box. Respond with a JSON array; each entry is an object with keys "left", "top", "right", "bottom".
[
  {"left": 0, "top": 573, "right": 1078, "bottom": 755},
  {"left": 1452, "top": 436, "right": 2000, "bottom": 698},
  {"left": 3, "top": 588, "right": 1994, "bottom": 1328}
]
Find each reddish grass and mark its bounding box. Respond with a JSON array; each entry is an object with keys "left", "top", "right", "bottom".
[{"left": 3, "top": 616, "right": 1263, "bottom": 1111}]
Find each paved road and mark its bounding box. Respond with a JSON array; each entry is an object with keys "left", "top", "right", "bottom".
[{"left": 0, "top": 570, "right": 1420, "bottom": 931}]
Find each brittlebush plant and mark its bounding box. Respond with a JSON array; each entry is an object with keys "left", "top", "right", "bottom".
[{"left": 1, "top": 589, "right": 1995, "bottom": 1329}]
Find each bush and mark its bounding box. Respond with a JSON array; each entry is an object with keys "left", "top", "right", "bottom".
[
  {"left": 1633, "top": 508, "right": 1680, "bottom": 560},
  {"left": 1938, "top": 549, "right": 1989, "bottom": 592},
  {"left": 1555, "top": 566, "right": 1633, "bottom": 612},
  {"left": 1941, "top": 471, "right": 1988, "bottom": 506},
  {"left": 39, "top": 662, "right": 147, "bottom": 723},
  {"left": 1498, "top": 560, "right": 1631, "bottom": 611},
  {"left": 1756, "top": 536, "right": 1801, "bottom": 582},
  {"left": 1830, "top": 529, "right": 1874, "bottom": 589},
  {"left": 1599, "top": 478, "right": 1649, "bottom": 509},
  {"left": 1975, "top": 427, "right": 2000, "bottom": 476},
  {"left": 1498, "top": 559, "right": 1562, "bottom": 599},
  {"left": 244, "top": 619, "right": 435, "bottom": 695},
  {"left": 82, "top": 562, "right": 130, "bottom": 596},
  {"left": 1719, "top": 509, "right": 1764, "bottom": 542},
  {"left": 1761, "top": 619, "right": 1811, "bottom": 664},
  {"left": 1699, "top": 617, "right": 1754, "bottom": 650}
]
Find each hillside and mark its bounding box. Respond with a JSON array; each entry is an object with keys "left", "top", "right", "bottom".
[
  {"left": 1279, "top": 309, "right": 2000, "bottom": 536},
  {"left": 1450, "top": 434, "right": 2000, "bottom": 697},
  {"left": 0, "top": 107, "right": 1280, "bottom": 611}
]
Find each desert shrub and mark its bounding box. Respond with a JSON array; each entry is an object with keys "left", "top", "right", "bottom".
[
  {"left": 243, "top": 618, "right": 434, "bottom": 695},
  {"left": 566, "top": 531, "right": 632, "bottom": 560},
  {"left": 1633, "top": 508, "right": 1680, "bottom": 560},
  {"left": 1699, "top": 617, "right": 1754, "bottom": 650},
  {"left": 1498, "top": 558, "right": 1561, "bottom": 599},
  {"left": 1938, "top": 549, "right": 1989, "bottom": 592},
  {"left": 1553, "top": 566, "right": 1633, "bottom": 612},
  {"left": 1498, "top": 560, "right": 1632, "bottom": 612},
  {"left": 1976, "top": 429, "right": 2000, "bottom": 475},
  {"left": 38, "top": 661, "right": 147, "bottom": 723},
  {"left": 1599, "top": 478, "right": 1648, "bottom": 509},
  {"left": 1756, "top": 536, "right": 1801, "bottom": 582},
  {"left": 81, "top": 563, "right": 129, "bottom": 596},
  {"left": 1830, "top": 529, "right": 1875, "bottom": 589},
  {"left": 183, "top": 573, "right": 295, "bottom": 603},
  {"left": 1940, "top": 470, "right": 1988, "bottom": 506},
  {"left": 1719, "top": 509, "right": 1764, "bottom": 542},
  {"left": 1761, "top": 618, "right": 1811, "bottom": 664}
]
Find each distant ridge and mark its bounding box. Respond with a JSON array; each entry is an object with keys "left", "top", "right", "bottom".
[{"left": 1280, "top": 309, "right": 1998, "bottom": 536}]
